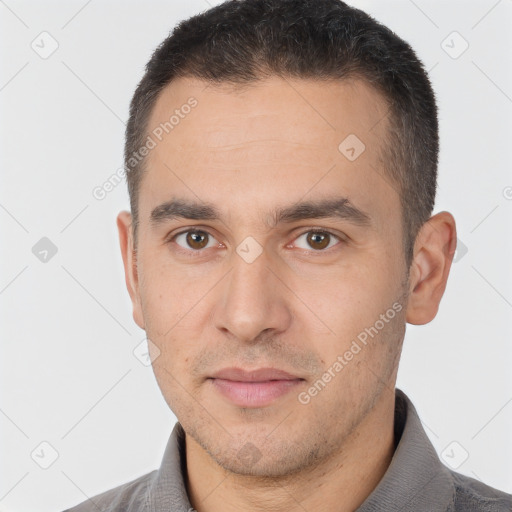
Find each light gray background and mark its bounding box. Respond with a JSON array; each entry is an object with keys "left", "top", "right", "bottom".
[{"left": 1, "top": 0, "right": 511, "bottom": 510}]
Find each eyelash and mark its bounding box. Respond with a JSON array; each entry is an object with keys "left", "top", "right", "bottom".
[{"left": 166, "top": 227, "right": 344, "bottom": 257}]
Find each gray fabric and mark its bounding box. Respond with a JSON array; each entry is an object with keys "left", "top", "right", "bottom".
[{"left": 63, "top": 389, "right": 512, "bottom": 511}]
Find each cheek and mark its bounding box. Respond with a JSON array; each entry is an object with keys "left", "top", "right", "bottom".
[
  {"left": 297, "top": 258, "right": 404, "bottom": 355},
  {"left": 149, "top": 330, "right": 202, "bottom": 416},
  {"left": 137, "top": 255, "right": 214, "bottom": 361},
  {"left": 138, "top": 254, "right": 195, "bottom": 332},
  {"left": 297, "top": 263, "right": 384, "bottom": 323}
]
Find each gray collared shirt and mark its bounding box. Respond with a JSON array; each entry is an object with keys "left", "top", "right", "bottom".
[{"left": 63, "top": 389, "right": 512, "bottom": 511}]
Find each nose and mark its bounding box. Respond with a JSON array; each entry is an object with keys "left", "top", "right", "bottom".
[{"left": 212, "top": 245, "right": 292, "bottom": 344}]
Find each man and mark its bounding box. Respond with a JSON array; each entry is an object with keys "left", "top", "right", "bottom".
[{"left": 64, "top": 0, "right": 512, "bottom": 510}]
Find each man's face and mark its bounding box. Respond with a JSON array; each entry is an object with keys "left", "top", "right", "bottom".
[{"left": 124, "top": 76, "right": 410, "bottom": 476}]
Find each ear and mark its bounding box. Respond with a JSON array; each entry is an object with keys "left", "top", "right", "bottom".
[
  {"left": 406, "top": 211, "right": 457, "bottom": 325},
  {"left": 117, "top": 211, "right": 145, "bottom": 330}
]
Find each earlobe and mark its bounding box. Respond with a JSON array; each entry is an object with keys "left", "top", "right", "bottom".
[
  {"left": 405, "top": 211, "right": 457, "bottom": 325},
  {"left": 117, "top": 211, "right": 145, "bottom": 330}
]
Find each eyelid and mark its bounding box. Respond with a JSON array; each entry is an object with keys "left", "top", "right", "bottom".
[{"left": 294, "top": 226, "right": 343, "bottom": 238}]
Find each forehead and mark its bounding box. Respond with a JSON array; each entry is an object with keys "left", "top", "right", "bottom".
[
  {"left": 139, "top": 75, "right": 398, "bottom": 231},
  {"left": 148, "top": 75, "right": 390, "bottom": 149}
]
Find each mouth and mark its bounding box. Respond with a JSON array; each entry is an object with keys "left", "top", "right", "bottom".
[{"left": 207, "top": 367, "right": 305, "bottom": 408}]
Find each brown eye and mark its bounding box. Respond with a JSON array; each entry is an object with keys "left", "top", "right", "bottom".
[
  {"left": 187, "top": 231, "right": 209, "bottom": 249},
  {"left": 294, "top": 230, "right": 341, "bottom": 251},
  {"left": 174, "top": 230, "right": 216, "bottom": 251},
  {"left": 307, "top": 232, "right": 330, "bottom": 250}
]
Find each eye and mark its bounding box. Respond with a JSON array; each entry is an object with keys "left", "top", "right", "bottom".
[
  {"left": 173, "top": 229, "right": 220, "bottom": 252},
  {"left": 293, "top": 229, "right": 342, "bottom": 251}
]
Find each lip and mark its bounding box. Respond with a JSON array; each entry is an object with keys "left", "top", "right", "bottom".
[
  {"left": 208, "top": 367, "right": 304, "bottom": 408},
  {"left": 211, "top": 367, "right": 301, "bottom": 382}
]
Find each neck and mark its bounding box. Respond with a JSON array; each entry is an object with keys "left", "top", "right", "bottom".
[{"left": 185, "top": 388, "right": 396, "bottom": 512}]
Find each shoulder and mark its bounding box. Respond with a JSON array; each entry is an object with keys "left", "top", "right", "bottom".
[
  {"left": 61, "top": 470, "right": 157, "bottom": 512},
  {"left": 450, "top": 470, "right": 512, "bottom": 512}
]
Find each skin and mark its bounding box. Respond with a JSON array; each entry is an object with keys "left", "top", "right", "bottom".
[{"left": 117, "top": 76, "right": 457, "bottom": 512}]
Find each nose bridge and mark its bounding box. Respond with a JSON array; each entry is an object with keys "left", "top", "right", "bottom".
[
  {"left": 231, "top": 247, "right": 272, "bottom": 302},
  {"left": 214, "top": 243, "right": 290, "bottom": 342}
]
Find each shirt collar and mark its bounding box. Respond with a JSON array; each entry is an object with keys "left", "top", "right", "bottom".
[
  {"left": 148, "top": 419, "right": 191, "bottom": 512},
  {"left": 147, "top": 388, "right": 455, "bottom": 511},
  {"left": 357, "top": 388, "right": 455, "bottom": 511}
]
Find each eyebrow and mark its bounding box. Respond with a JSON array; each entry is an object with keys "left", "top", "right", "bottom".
[{"left": 150, "top": 196, "right": 372, "bottom": 229}]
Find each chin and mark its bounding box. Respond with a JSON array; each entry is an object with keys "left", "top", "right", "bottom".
[{"left": 201, "top": 434, "right": 326, "bottom": 479}]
